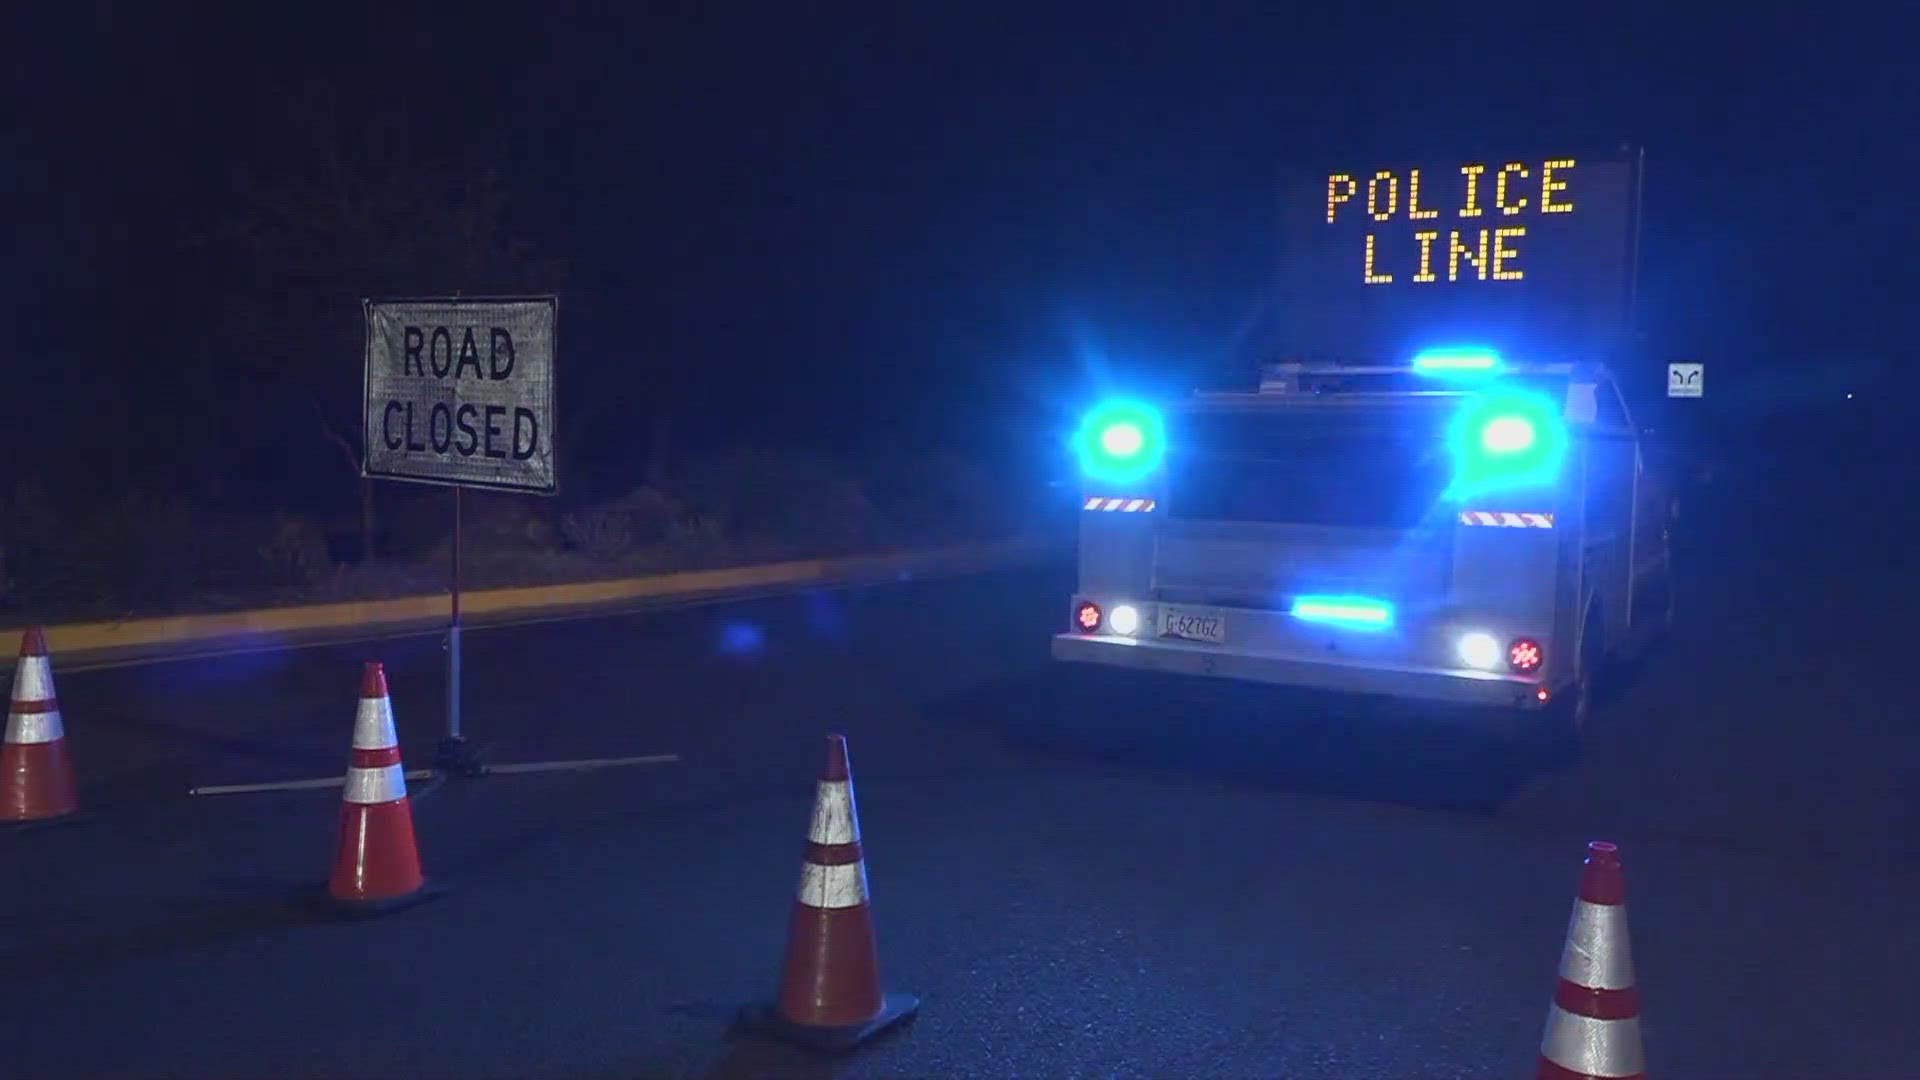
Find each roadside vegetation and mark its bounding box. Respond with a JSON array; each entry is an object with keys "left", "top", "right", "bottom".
[{"left": 0, "top": 451, "right": 1061, "bottom": 625}]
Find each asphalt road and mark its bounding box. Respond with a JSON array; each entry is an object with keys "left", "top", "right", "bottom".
[{"left": 2, "top": 488, "right": 1915, "bottom": 1078}]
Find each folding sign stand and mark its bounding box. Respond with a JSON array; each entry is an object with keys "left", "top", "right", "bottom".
[
  {"left": 426, "top": 483, "right": 679, "bottom": 784},
  {"left": 188, "top": 295, "right": 678, "bottom": 799}
]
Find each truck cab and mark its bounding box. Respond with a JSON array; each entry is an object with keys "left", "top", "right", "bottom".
[{"left": 1052, "top": 351, "right": 1673, "bottom": 740}]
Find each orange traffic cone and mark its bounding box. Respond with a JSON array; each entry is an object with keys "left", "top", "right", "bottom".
[
  {"left": 1537, "top": 841, "right": 1645, "bottom": 1080},
  {"left": 747, "top": 732, "right": 918, "bottom": 1049},
  {"left": 3, "top": 628, "right": 79, "bottom": 823},
  {"left": 326, "top": 662, "right": 429, "bottom": 914}
]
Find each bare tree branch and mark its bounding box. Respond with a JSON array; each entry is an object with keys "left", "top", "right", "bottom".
[{"left": 304, "top": 382, "right": 361, "bottom": 478}]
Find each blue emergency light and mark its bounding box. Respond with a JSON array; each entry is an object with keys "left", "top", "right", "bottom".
[
  {"left": 1074, "top": 398, "right": 1166, "bottom": 485},
  {"left": 1445, "top": 386, "right": 1567, "bottom": 499},
  {"left": 1413, "top": 348, "right": 1502, "bottom": 375},
  {"left": 1290, "top": 594, "right": 1396, "bottom": 631}
]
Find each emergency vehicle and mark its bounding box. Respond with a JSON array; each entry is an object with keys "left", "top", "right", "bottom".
[
  {"left": 1052, "top": 355, "right": 1673, "bottom": 738},
  {"left": 1051, "top": 149, "right": 1670, "bottom": 742}
]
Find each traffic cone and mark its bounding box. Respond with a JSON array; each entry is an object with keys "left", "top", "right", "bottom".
[
  {"left": 1537, "top": 841, "right": 1645, "bottom": 1080},
  {"left": 326, "top": 662, "right": 429, "bottom": 915},
  {"left": 746, "top": 732, "right": 918, "bottom": 1049},
  {"left": 2, "top": 628, "right": 79, "bottom": 823}
]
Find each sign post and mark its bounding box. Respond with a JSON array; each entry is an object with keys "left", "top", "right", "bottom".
[
  {"left": 364, "top": 295, "right": 557, "bottom": 775},
  {"left": 450, "top": 485, "right": 464, "bottom": 764}
]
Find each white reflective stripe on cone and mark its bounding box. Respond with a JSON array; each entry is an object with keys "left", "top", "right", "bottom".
[
  {"left": 1540, "top": 1006, "right": 1645, "bottom": 1078},
  {"left": 4, "top": 709, "right": 64, "bottom": 745},
  {"left": 807, "top": 781, "right": 860, "bottom": 845},
  {"left": 10, "top": 656, "right": 55, "bottom": 703},
  {"left": 1560, "top": 899, "right": 1637, "bottom": 989},
  {"left": 351, "top": 697, "right": 399, "bottom": 750},
  {"left": 797, "top": 860, "right": 869, "bottom": 909},
  {"left": 343, "top": 764, "right": 409, "bottom": 805}
]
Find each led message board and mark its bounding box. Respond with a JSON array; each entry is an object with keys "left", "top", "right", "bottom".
[{"left": 1275, "top": 151, "right": 1642, "bottom": 361}]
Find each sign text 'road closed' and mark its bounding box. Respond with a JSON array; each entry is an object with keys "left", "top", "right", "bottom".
[{"left": 363, "top": 297, "right": 557, "bottom": 494}]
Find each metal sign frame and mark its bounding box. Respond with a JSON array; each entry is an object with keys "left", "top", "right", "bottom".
[{"left": 361, "top": 294, "right": 560, "bottom": 496}]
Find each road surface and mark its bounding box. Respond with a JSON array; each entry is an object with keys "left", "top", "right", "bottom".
[{"left": 2, "top": 485, "right": 1914, "bottom": 1078}]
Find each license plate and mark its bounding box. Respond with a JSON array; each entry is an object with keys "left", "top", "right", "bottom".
[{"left": 1159, "top": 606, "right": 1227, "bottom": 644}]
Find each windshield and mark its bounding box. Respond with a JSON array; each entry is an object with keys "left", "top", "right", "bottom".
[{"left": 1166, "top": 403, "right": 1461, "bottom": 529}]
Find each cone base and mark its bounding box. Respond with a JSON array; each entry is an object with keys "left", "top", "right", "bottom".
[
  {"left": 1, "top": 809, "right": 92, "bottom": 834},
  {"left": 307, "top": 881, "right": 447, "bottom": 920},
  {"left": 740, "top": 991, "right": 920, "bottom": 1051}
]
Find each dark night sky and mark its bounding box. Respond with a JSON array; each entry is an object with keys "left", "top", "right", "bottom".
[{"left": 6, "top": 3, "right": 1912, "bottom": 503}]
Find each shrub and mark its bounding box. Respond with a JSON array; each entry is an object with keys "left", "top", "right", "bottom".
[
  {"left": 0, "top": 482, "right": 62, "bottom": 560},
  {"left": 659, "top": 449, "right": 748, "bottom": 535},
  {"left": 82, "top": 490, "right": 204, "bottom": 610},
  {"left": 869, "top": 452, "right": 1007, "bottom": 540},
  {"left": 561, "top": 487, "right": 723, "bottom": 561},
  {"left": 464, "top": 492, "right": 563, "bottom": 558},
  {"left": 670, "top": 451, "right": 882, "bottom": 550},
  {"left": 256, "top": 512, "right": 331, "bottom": 591},
  {"left": 561, "top": 502, "right": 634, "bottom": 559}
]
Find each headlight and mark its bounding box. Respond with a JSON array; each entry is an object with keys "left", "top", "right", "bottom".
[{"left": 1456, "top": 631, "right": 1502, "bottom": 670}]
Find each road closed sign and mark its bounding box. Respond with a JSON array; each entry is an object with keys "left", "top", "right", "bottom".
[{"left": 363, "top": 296, "right": 558, "bottom": 494}]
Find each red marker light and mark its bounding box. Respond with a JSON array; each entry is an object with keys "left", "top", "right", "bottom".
[
  {"left": 1508, "top": 638, "right": 1543, "bottom": 673},
  {"left": 1075, "top": 601, "right": 1102, "bottom": 633}
]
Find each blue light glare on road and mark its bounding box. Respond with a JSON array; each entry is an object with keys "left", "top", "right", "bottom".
[
  {"left": 719, "top": 622, "right": 766, "bottom": 655},
  {"left": 1290, "top": 594, "right": 1395, "bottom": 630},
  {"left": 805, "top": 590, "right": 849, "bottom": 639}
]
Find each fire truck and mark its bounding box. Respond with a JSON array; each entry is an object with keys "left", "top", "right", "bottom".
[{"left": 1051, "top": 149, "right": 1672, "bottom": 744}]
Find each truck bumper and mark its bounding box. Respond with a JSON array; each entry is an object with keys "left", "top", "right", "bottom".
[{"left": 1051, "top": 632, "right": 1548, "bottom": 709}]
